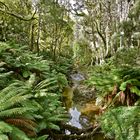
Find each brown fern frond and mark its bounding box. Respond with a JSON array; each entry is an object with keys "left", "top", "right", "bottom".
[
  {"left": 19, "top": 118, "right": 37, "bottom": 127},
  {"left": 20, "top": 127, "right": 37, "bottom": 137},
  {"left": 5, "top": 118, "right": 37, "bottom": 131}
]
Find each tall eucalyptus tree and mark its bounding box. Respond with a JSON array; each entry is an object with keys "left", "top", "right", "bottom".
[{"left": 72, "top": 0, "right": 138, "bottom": 65}]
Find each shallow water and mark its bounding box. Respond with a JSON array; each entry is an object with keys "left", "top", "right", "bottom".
[
  {"left": 68, "top": 107, "right": 82, "bottom": 128},
  {"left": 63, "top": 72, "right": 96, "bottom": 126},
  {"left": 62, "top": 72, "right": 109, "bottom": 140}
]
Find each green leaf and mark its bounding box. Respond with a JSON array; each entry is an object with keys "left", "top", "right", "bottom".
[
  {"left": 0, "top": 94, "right": 32, "bottom": 111},
  {"left": 36, "top": 135, "right": 48, "bottom": 140},
  {"left": 119, "top": 81, "right": 127, "bottom": 91},
  {"left": 47, "top": 114, "right": 66, "bottom": 122},
  {"left": 48, "top": 123, "right": 60, "bottom": 130},
  {"left": 26, "top": 74, "right": 36, "bottom": 87},
  {"left": 120, "top": 79, "right": 140, "bottom": 91},
  {"left": 130, "top": 86, "right": 140, "bottom": 96},
  {"left": 38, "top": 121, "right": 47, "bottom": 130},
  {"left": 22, "top": 70, "right": 31, "bottom": 78}
]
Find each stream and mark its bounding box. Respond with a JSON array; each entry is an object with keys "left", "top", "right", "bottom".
[{"left": 62, "top": 71, "right": 108, "bottom": 140}]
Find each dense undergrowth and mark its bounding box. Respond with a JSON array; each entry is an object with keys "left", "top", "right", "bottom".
[
  {"left": 0, "top": 43, "right": 140, "bottom": 140},
  {"left": 86, "top": 47, "right": 140, "bottom": 140},
  {"left": 0, "top": 42, "right": 73, "bottom": 140},
  {"left": 1, "top": 1, "right": 140, "bottom": 140}
]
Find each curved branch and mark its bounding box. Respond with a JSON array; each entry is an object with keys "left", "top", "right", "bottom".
[
  {"left": 0, "top": 2, "right": 36, "bottom": 21},
  {"left": 0, "top": 1, "right": 9, "bottom": 10},
  {"left": 0, "top": 8, "right": 36, "bottom": 21},
  {"left": 94, "top": 20, "right": 106, "bottom": 47}
]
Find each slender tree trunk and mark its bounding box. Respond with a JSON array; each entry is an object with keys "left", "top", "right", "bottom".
[
  {"left": 36, "top": 7, "right": 41, "bottom": 55},
  {"left": 29, "top": 22, "right": 35, "bottom": 51}
]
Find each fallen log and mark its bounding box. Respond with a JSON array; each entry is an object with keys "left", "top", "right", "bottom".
[
  {"left": 60, "top": 123, "right": 94, "bottom": 135},
  {"left": 50, "top": 125, "right": 101, "bottom": 140}
]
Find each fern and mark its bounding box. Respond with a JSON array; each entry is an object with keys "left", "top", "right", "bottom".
[
  {"left": 0, "top": 134, "right": 9, "bottom": 140},
  {"left": 86, "top": 68, "right": 121, "bottom": 96},
  {"left": 0, "top": 79, "right": 38, "bottom": 138},
  {"left": 0, "top": 42, "right": 69, "bottom": 138},
  {"left": 0, "top": 107, "right": 35, "bottom": 118},
  {"left": 5, "top": 118, "right": 37, "bottom": 131},
  {"left": 0, "top": 95, "right": 32, "bottom": 111},
  {"left": 100, "top": 106, "right": 140, "bottom": 140},
  {"left": 86, "top": 64, "right": 140, "bottom": 106},
  {"left": 31, "top": 135, "right": 48, "bottom": 140},
  {"left": 9, "top": 126, "right": 30, "bottom": 140},
  {"left": 0, "top": 121, "right": 13, "bottom": 133},
  {"left": 0, "top": 121, "right": 33, "bottom": 140}
]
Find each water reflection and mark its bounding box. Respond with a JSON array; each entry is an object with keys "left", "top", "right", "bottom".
[
  {"left": 65, "top": 107, "right": 82, "bottom": 135},
  {"left": 63, "top": 72, "right": 110, "bottom": 139},
  {"left": 70, "top": 73, "right": 85, "bottom": 81},
  {"left": 69, "top": 107, "right": 82, "bottom": 129}
]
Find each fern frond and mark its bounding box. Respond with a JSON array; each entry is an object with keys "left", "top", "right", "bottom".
[
  {"left": 0, "top": 134, "right": 9, "bottom": 140},
  {"left": 0, "top": 94, "right": 32, "bottom": 111},
  {"left": 0, "top": 87, "right": 17, "bottom": 103},
  {"left": 20, "top": 127, "right": 37, "bottom": 137},
  {"left": 34, "top": 135, "right": 48, "bottom": 140},
  {"left": 0, "top": 71, "right": 13, "bottom": 78},
  {"left": 26, "top": 74, "right": 36, "bottom": 88},
  {"left": 0, "top": 121, "right": 13, "bottom": 133},
  {"left": 47, "top": 114, "right": 68, "bottom": 122},
  {"left": 100, "top": 106, "right": 140, "bottom": 140},
  {"left": 5, "top": 118, "right": 37, "bottom": 131},
  {"left": 0, "top": 82, "right": 27, "bottom": 103},
  {"left": 47, "top": 122, "right": 60, "bottom": 131},
  {"left": 10, "top": 126, "right": 30, "bottom": 140},
  {"left": 0, "top": 107, "right": 35, "bottom": 118},
  {"left": 34, "top": 78, "right": 57, "bottom": 90}
]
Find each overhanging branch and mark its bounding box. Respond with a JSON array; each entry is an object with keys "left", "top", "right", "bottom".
[
  {"left": 0, "top": 9, "right": 36, "bottom": 21},
  {"left": 0, "top": 2, "right": 37, "bottom": 21},
  {"left": 0, "top": 1, "right": 9, "bottom": 10}
]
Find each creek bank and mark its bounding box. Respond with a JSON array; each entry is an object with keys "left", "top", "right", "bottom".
[{"left": 46, "top": 70, "right": 111, "bottom": 140}]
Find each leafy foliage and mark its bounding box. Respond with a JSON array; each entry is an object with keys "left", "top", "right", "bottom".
[
  {"left": 86, "top": 47, "right": 140, "bottom": 140},
  {"left": 0, "top": 42, "right": 71, "bottom": 139},
  {"left": 87, "top": 48, "right": 140, "bottom": 106},
  {"left": 100, "top": 106, "right": 140, "bottom": 140}
]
